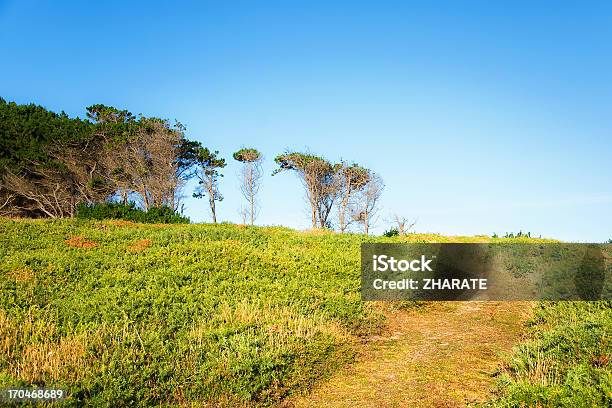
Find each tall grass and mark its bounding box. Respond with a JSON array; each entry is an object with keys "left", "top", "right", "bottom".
[{"left": 487, "top": 301, "right": 611, "bottom": 407}]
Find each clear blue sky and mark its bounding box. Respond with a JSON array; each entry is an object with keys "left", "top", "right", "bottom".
[{"left": 1, "top": 1, "right": 611, "bottom": 242}]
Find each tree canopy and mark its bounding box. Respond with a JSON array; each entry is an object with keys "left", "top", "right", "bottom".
[{"left": 0, "top": 99, "right": 202, "bottom": 217}]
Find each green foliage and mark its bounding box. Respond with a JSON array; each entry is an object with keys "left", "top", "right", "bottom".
[
  {"left": 500, "top": 231, "right": 532, "bottom": 239},
  {"left": 383, "top": 228, "right": 399, "bottom": 237},
  {"left": 86, "top": 104, "right": 135, "bottom": 125},
  {"left": 233, "top": 147, "right": 262, "bottom": 162},
  {"left": 0, "top": 219, "right": 398, "bottom": 406},
  {"left": 487, "top": 302, "right": 612, "bottom": 407},
  {"left": 1, "top": 98, "right": 204, "bottom": 217},
  {"left": 0, "top": 97, "right": 92, "bottom": 173},
  {"left": 193, "top": 148, "right": 226, "bottom": 198},
  {"left": 272, "top": 151, "right": 332, "bottom": 175},
  {"left": 195, "top": 147, "right": 226, "bottom": 172},
  {"left": 76, "top": 203, "right": 189, "bottom": 224}
]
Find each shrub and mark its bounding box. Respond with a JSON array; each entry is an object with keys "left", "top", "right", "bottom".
[
  {"left": 502, "top": 231, "right": 532, "bottom": 238},
  {"left": 487, "top": 302, "right": 612, "bottom": 407},
  {"left": 76, "top": 202, "right": 189, "bottom": 224},
  {"left": 383, "top": 228, "right": 399, "bottom": 237}
]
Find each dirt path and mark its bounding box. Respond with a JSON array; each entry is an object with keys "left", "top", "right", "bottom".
[{"left": 290, "top": 302, "right": 533, "bottom": 408}]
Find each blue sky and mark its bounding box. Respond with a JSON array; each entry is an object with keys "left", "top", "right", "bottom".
[{"left": 1, "top": 1, "right": 611, "bottom": 241}]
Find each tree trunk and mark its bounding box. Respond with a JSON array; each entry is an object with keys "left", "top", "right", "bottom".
[
  {"left": 311, "top": 205, "right": 317, "bottom": 228},
  {"left": 338, "top": 206, "right": 345, "bottom": 232},
  {"left": 249, "top": 164, "right": 255, "bottom": 225},
  {"left": 339, "top": 195, "right": 349, "bottom": 232},
  {"left": 209, "top": 195, "right": 217, "bottom": 223},
  {"left": 248, "top": 164, "right": 254, "bottom": 225}
]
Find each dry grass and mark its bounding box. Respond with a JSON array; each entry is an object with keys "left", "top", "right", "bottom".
[
  {"left": 65, "top": 235, "right": 97, "bottom": 248},
  {"left": 7, "top": 266, "right": 34, "bottom": 282},
  {"left": 291, "top": 302, "right": 534, "bottom": 408},
  {"left": 128, "top": 238, "right": 153, "bottom": 252},
  {"left": 300, "top": 228, "right": 336, "bottom": 236},
  {"left": 189, "top": 301, "right": 350, "bottom": 348},
  {"left": 14, "top": 334, "right": 88, "bottom": 383},
  {"left": 0, "top": 308, "right": 89, "bottom": 383}
]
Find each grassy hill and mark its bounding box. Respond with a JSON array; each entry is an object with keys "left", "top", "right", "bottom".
[
  {"left": 0, "top": 219, "right": 476, "bottom": 406},
  {"left": 0, "top": 218, "right": 608, "bottom": 406}
]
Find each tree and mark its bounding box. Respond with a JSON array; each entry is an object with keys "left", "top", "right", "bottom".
[
  {"left": 86, "top": 104, "right": 137, "bottom": 205},
  {"left": 335, "top": 162, "right": 370, "bottom": 232},
  {"left": 193, "top": 148, "right": 226, "bottom": 223},
  {"left": 390, "top": 214, "right": 416, "bottom": 236},
  {"left": 352, "top": 172, "right": 384, "bottom": 235},
  {"left": 273, "top": 152, "right": 337, "bottom": 229},
  {"left": 0, "top": 100, "right": 201, "bottom": 218},
  {"left": 87, "top": 105, "right": 199, "bottom": 211},
  {"left": 0, "top": 98, "right": 98, "bottom": 217},
  {"left": 233, "top": 148, "right": 263, "bottom": 225},
  {"left": 127, "top": 117, "right": 191, "bottom": 210}
]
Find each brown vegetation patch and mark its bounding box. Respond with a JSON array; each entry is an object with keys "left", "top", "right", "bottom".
[
  {"left": 8, "top": 267, "right": 34, "bottom": 282},
  {"left": 128, "top": 238, "right": 153, "bottom": 252},
  {"left": 65, "top": 235, "right": 97, "bottom": 248}
]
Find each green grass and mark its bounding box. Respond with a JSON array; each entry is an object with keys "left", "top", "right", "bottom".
[
  {"left": 0, "top": 218, "right": 492, "bottom": 407},
  {"left": 0, "top": 218, "right": 600, "bottom": 407},
  {"left": 487, "top": 301, "right": 611, "bottom": 408}
]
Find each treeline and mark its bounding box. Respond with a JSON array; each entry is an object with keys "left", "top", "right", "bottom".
[
  {"left": 0, "top": 99, "right": 202, "bottom": 218},
  {"left": 0, "top": 98, "right": 385, "bottom": 233}
]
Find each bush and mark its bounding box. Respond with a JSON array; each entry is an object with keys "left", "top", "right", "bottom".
[
  {"left": 487, "top": 302, "right": 612, "bottom": 407},
  {"left": 76, "top": 202, "right": 189, "bottom": 224},
  {"left": 383, "top": 228, "right": 399, "bottom": 237}
]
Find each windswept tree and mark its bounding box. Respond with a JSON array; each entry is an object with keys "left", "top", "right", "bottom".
[
  {"left": 127, "top": 117, "right": 192, "bottom": 210},
  {"left": 193, "top": 148, "right": 226, "bottom": 223},
  {"left": 335, "top": 162, "right": 370, "bottom": 232},
  {"left": 390, "top": 214, "right": 416, "bottom": 236},
  {"left": 86, "top": 104, "right": 137, "bottom": 205},
  {"left": 87, "top": 105, "right": 198, "bottom": 210},
  {"left": 0, "top": 99, "right": 202, "bottom": 217},
  {"left": 352, "top": 172, "right": 384, "bottom": 235},
  {"left": 0, "top": 99, "right": 110, "bottom": 217},
  {"left": 273, "top": 152, "right": 337, "bottom": 229},
  {"left": 233, "top": 148, "right": 263, "bottom": 225}
]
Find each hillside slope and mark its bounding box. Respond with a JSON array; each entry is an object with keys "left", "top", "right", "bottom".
[{"left": 0, "top": 219, "right": 554, "bottom": 406}]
